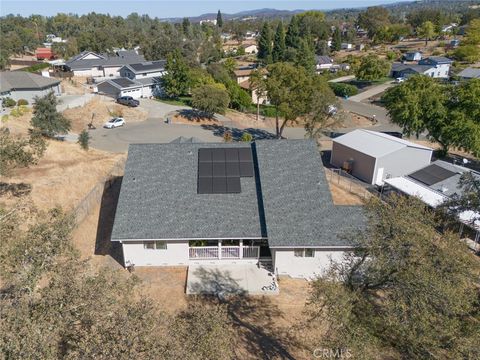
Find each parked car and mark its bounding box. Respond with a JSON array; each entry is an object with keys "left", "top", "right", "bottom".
[
  {"left": 395, "top": 77, "right": 406, "bottom": 83},
  {"left": 104, "top": 117, "right": 125, "bottom": 129},
  {"left": 327, "top": 105, "right": 338, "bottom": 116},
  {"left": 116, "top": 96, "right": 139, "bottom": 107}
]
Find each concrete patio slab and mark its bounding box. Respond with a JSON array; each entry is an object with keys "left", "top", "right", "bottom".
[{"left": 187, "top": 264, "right": 279, "bottom": 296}]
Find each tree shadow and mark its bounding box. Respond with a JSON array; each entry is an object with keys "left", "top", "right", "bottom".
[
  {"left": 94, "top": 177, "right": 124, "bottom": 267},
  {"left": 0, "top": 182, "right": 32, "bottom": 197},
  {"left": 178, "top": 109, "right": 213, "bottom": 122},
  {"left": 189, "top": 267, "right": 298, "bottom": 359},
  {"left": 200, "top": 123, "right": 277, "bottom": 141}
]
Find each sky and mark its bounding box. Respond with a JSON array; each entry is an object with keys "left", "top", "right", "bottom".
[{"left": 0, "top": 0, "right": 405, "bottom": 18}]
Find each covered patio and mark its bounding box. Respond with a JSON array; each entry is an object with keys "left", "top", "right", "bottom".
[{"left": 186, "top": 263, "right": 279, "bottom": 296}]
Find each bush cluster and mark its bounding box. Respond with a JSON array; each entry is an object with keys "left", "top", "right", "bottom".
[{"left": 329, "top": 82, "right": 359, "bottom": 97}]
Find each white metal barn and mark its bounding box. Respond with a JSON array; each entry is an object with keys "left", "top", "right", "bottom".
[{"left": 330, "top": 130, "right": 433, "bottom": 185}]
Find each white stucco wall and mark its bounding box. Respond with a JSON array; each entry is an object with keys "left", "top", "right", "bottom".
[
  {"left": 272, "top": 248, "right": 349, "bottom": 279},
  {"left": 122, "top": 240, "right": 189, "bottom": 266},
  {"left": 135, "top": 70, "right": 165, "bottom": 79},
  {"left": 423, "top": 64, "right": 450, "bottom": 78},
  {"left": 73, "top": 67, "right": 104, "bottom": 77},
  {"left": 102, "top": 66, "right": 121, "bottom": 77}
]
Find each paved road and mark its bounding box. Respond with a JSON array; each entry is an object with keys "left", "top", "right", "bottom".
[
  {"left": 348, "top": 82, "right": 395, "bottom": 103},
  {"left": 328, "top": 75, "right": 355, "bottom": 83}
]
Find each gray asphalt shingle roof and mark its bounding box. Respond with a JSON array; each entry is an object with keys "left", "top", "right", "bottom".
[
  {"left": 111, "top": 140, "right": 365, "bottom": 247},
  {"left": 126, "top": 61, "right": 166, "bottom": 73},
  {"left": 0, "top": 71, "right": 60, "bottom": 92},
  {"left": 255, "top": 140, "right": 364, "bottom": 247},
  {"left": 111, "top": 143, "right": 264, "bottom": 241},
  {"left": 458, "top": 67, "right": 480, "bottom": 79},
  {"left": 65, "top": 51, "right": 145, "bottom": 70}
]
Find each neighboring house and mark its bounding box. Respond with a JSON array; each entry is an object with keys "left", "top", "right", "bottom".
[
  {"left": 315, "top": 56, "right": 334, "bottom": 72},
  {"left": 441, "top": 23, "right": 457, "bottom": 33},
  {"left": 96, "top": 77, "right": 162, "bottom": 99},
  {"left": 330, "top": 129, "right": 433, "bottom": 185},
  {"left": 65, "top": 50, "right": 145, "bottom": 77},
  {"left": 234, "top": 68, "right": 255, "bottom": 84},
  {"left": 403, "top": 51, "right": 422, "bottom": 61},
  {"left": 35, "top": 47, "right": 55, "bottom": 60},
  {"left": 119, "top": 61, "right": 167, "bottom": 80},
  {"left": 243, "top": 44, "right": 258, "bottom": 54},
  {"left": 457, "top": 67, "right": 480, "bottom": 80},
  {"left": 110, "top": 140, "right": 365, "bottom": 279},
  {"left": 391, "top": 56, "right": 452, "bottom": 79},
  {"left": 238, "top": 79, "right": 269, "bottom": 105},
  {"left": 384, "top": 161, "right": 480, "bottom": 250},
  {"left": 0, "top": 71, "right": 61, "bottom": 103},
  {"left": 341, "top": 43, "right": 353, "bottom": 50},
  {"left": 418, "top": 56, "right": 453, "bottom": 78}
]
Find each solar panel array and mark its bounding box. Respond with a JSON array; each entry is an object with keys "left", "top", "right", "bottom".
[
  {"left": 198, "top": 148, "right": 254, "bottom": 194},
  {"left": 408, "top": 164, "right": 456, "bottom": 186}
]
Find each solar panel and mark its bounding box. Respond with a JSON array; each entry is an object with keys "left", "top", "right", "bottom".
[
  {"left": 239, "top": 162, "right": 254, "bottom": 177},
  {"left": 226, "top": 162, "right": 240, "bottom": 177},
  {"left": 198, "top": 177, "right": 213, "bottom": 194},
  {"left": 225, "top": 148, "right": 239, "bottom": 162},
  {"left": 212, "top": 177, "right": 227, "bottom": 193},
  {"left": 226, "top": 177, "right": 241, "bottom": 193},
  {"left": 213, "top": 162, "right": 226, "bottom": 177},
  {"left": 198, "top": 162, "right": 212, "bottom": 177},
  {"left": 238, "top": 148, "right": 253, "bottom": 162},
  {"left": 212, "top": 148, "right": 226, "bottom": 162},
  {"left": 409, "top": 164, "right": 456, "bottom": 186},
  {"left": 198, "top": 149, "right": 212, "bottom": 162}
]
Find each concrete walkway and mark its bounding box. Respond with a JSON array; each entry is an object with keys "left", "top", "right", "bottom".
[
  {"left": 328, "top": 75, "right": 355, "bottom": 83},
  {"left": 348, "top": 82, "right": 395, "bottom": 103},
  {"left": 187, "top": 264, "right": 279, "bottom": 296}
]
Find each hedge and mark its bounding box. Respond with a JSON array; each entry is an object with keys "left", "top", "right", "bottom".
[
  {"left": 17, "top": 99, "right": 28, "bottom": 106},
  {"left": 328, "top": 82, "right": 359, "bottom": 98}
]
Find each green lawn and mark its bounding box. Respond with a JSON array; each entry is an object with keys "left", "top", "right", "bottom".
[{"left": 155, "top": 96, "right": 192, "bottom": 106}]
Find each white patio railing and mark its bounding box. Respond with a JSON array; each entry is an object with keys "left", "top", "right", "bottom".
[
  {"left": 242, "top": 246, "right": 260, "bottom": 258},
  {"left": 189, "top": 246, "right": 218, "bottom": 259},
  {"left": 188, "top": 246, "right": 260, "bottom": 260}
]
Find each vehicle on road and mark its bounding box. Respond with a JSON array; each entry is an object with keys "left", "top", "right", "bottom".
[
  {"left": 116, "top": 96, "right": 139, "bottom": 107},
  {"left": 395, "top": 77, "right": 406, "bottom": 83},
  {"left": 104, "top": 117, "right": 125, "bottom": 129},
  {"left": 328, "top": 105, "right": 338, "bottom": 115}
]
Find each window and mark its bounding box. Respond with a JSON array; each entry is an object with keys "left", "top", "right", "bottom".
[
  {"left": 144, "top": 241, "right": 167, "bottom": 250},
  {"left": 305, "top": 249, "right": 315, "bottom": 257},
  {"left": 144, "top": 241, "right": 155, "bottom": 250},
  {"left": 155, "top": 241, "right": 167, "bottom": 250},
  {"left": 294, "top": 249, "right": 303, "bottom": 257}
]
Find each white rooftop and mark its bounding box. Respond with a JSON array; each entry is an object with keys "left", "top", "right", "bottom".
[{"left": 333, "top": 130, "right": 433, "bottom": 158}]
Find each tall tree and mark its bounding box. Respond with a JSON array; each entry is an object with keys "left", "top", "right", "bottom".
[
  {"left": 417, "top": 21, "right": 436, "bottom": 45},
  {"left": 191, "top": 83, "right": 230, "bottom": 118},
  {"left": 355, "top": 54, "right": 391, "bottom": 81},
  {"left": 30, "top": 92, "right": 71, "bottom": 138},
  {"left": 272, "top": 22, "right": 286, "bottom": 63},
  {"left": 257, "top": 22, "right": 272, "bottom": 64},
  {"left": 294, "top": 38, "right": 316, "bottom": 73},
  {"left": 249, "top": 69, "right": 267, "bottom": 121},
  {"left": 182, "top": 17, "right": 191, "bottom": 36},
  {"left": 357, "top": 6, "right": 391, "bottom": 41},
  {"left": 285, "top": 15, "right": 300, "bottom": 49},
  {"left": 331, "top": 27, "right": 342, "bottom": 51},
  {"left": 162, "top": 49, "right": 190, "bottom": 98},
  {"left": 216, "top": 10, "right": 223, "bottom": 28},
  {"left": 306, "top": 195, "right": 480, "bottom": 359}
]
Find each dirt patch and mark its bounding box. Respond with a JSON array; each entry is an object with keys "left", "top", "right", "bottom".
[
  {"left": 328, "top": 181, "right": 365, "bottom": 205},
  {"left": 1, "top": 140, "right": 123, "bottom": 211},
  {"left": 63, "top": 97, "right": 148, "bottom": 133},
  {"left": 60, "top": 78, "right": 89, "bottom": 95}
]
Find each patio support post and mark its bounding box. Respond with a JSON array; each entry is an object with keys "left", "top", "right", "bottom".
[
  {"left": 239, "top": 239, "right": 243, "bottom": 259},
  {"left": 218, "top": 240, "right": 222, "bottom": 260}
]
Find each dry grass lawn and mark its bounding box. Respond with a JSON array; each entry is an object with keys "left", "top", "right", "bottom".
[
  {"left": 1, "top": 140, "right": 124, "bottom": 211},
  {"left": 63, "top": 97, "right": 148, "bottom": 133}
]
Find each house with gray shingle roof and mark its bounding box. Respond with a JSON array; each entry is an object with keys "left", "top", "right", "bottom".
[
  {"left": 65, "top": 50, "right": 145, "bottom": 77},
  {"left": 96, "top": 76, "right": 162, "bottom": 99},
  {"left": 0, "top": 71, "right": 61, "bottom": 103},
  {"left": 111, "top": 139, "right": 365, "bottom": 279},
  {"left": 458, "top": 67, "right": 480, "bottom": 80},
  {"left": 119, "top": 60, "right": 166, "bottom": 80}
]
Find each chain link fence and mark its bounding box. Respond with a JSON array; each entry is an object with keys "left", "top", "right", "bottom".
[
  {"left": 325, "top": 167, "right": 381, "bottom": 200},
  {"left": 72, "top": 157, "right": 126, "bottom": 224}
]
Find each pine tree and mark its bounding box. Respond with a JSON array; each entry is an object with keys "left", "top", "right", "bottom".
[
  {"left": 216, "top": 10, "right": 223, "bottom": 28},
  {"left": 295, "top": 38, "right": 316, "bottom": 72},
  {"left": 331, "top": 27, "right": 342, "bottom": 51},
  {"left": 257, "top": 22, "right": 273, "bottom": 63},
  {"left": 285, "top": 16, "right": 300, "bottom": 48},
  {"left": 182, "top": 18, "right": 190, "bottom": 35},
  {"left": 272, "top": 22, "right": 286, "bottom": 63}
]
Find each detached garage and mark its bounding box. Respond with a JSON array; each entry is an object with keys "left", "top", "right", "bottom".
[{"left": 330, "top": 130, "right": 433, "bottom": 185}]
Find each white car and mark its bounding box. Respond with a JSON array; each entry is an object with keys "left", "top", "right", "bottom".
[
  {"left": 395, "top": 77, "right": 406, "bottom": 83},
  {"left": 104, "top": 117, "right": 125, "bottom": 129}
]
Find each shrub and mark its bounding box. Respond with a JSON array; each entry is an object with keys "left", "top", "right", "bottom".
[
  {"left": 1, "top": 114, "right": 9, "bottom": 123},
  {"left": 23, "top": 62, "right": 50, "bottom": 73},
  {"left": 17, "top": 99, "right": 28, "bottom": 106},
  {"left": 241, "top": 132, "right": 253, "bottom": 142},
  {"left": 2, "top": 97, "right": 16, "bottom": 107},
  {"left": 329, "top": 82, "right": 359, "bottom": 97},
  {"left": 77, "top": 129, "right": 90, "bottom": 150}
]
